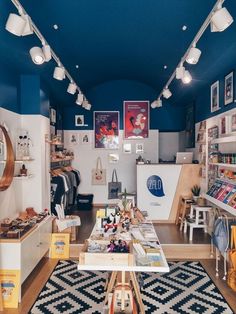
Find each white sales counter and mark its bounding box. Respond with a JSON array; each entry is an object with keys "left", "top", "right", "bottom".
[{"left": 137, "top": 164, "right": 200, "bottom": 222}]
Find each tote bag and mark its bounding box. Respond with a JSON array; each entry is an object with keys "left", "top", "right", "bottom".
[
  {"left": 92, "top": 157, "right": 106, "bottom": 185},
  {"left": 108, "top": 169, "right": 122, "bottom": 199},
  {"left": 227, "top": 226, "right": 236, "bottom": 291}
]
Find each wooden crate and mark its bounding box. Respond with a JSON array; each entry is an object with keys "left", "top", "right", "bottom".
[{"left": 79, "top": 240, "right": 134, "bottom": 267}]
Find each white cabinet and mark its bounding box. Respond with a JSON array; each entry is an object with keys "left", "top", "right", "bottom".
[{"left": 0, "top": 216, "right": 52, "bottom": 302}]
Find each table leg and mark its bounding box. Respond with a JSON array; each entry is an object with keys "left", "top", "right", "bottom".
[
  {"left": 104, "top": 271, "right": 117, "bottom": 305},
  {"left": 130, "top": 272, "right": 145, "bottom": 314}
]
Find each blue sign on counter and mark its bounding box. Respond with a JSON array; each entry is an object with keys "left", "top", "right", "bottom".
[{"left": 147, "top": 175, "right": 165, "bottom": 197}]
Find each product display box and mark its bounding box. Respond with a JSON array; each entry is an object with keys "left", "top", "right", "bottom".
[{"left": 52, "top": 215, "right": 81, "bottom": 242}]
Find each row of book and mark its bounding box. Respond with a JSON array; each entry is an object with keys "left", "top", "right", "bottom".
[{"left": 207, "top": 179, "right": 236, "bottom": 208}]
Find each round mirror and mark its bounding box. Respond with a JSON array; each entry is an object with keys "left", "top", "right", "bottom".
[{"left": 0, "top": 125, "right": 15, "bottom": 191}]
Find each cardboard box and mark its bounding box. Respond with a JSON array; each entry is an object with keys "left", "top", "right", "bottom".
[{"left": 52, "top": 215, "right": 81, "bottom": 242}]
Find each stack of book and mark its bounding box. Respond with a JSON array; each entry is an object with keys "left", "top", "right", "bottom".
[{"left": 207, "top": 179, "right": 236, "bottom": 208}]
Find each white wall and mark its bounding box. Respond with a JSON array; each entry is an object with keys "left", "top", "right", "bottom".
[
  {"left": 159, "top": 132, "right": 179, "bottom": 161},
  {"left": 0, "top": 108, "right": 50, "bottom": 220},
  {"left": 64, "top": 130, "right": 159, "bottom": 204}
]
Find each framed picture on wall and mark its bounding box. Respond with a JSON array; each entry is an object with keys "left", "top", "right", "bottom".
[
  {"left": 136, "top": 143, "right": 144, "bottom": 154},
  {"left": 75, "top": 115, "right": 84, "bottom": 126},
  {"left": 124, "top": 101, "right": 149, "bottom": 139},
  {"left": 211, "top": 80, "right": 220, "bottom": 113},
  {"left": 123, "top": 143, "right": 132, "bottom": 154},
  {"left": 219, "top": 115, "right": 230, "bottom": 135},
  {"left": 230, "top": 113, "right": 236, "bottom": 133},
  {"left": 80, "top": 132, "right": 90, "bottom": 145},
  {"left": 94, "top": 111, "right": 119, "bottom": 149},
  {"left": 50, "top": 108, "right": 56, "bottom": 124},
  {"left": 224, "top": 71, "right": 234, "bottom": 105}
]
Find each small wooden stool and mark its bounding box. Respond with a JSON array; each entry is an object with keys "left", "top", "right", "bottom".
[{"left": 175, "top": 196, "right": 194, "bottom": 231}]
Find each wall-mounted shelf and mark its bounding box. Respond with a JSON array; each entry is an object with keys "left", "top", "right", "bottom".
[
  {"left": 211, "top": 135, "right": 236, "bottom": 144},
  {"left": 51, "top": 157, "right": 74, "bottom": 163},
  {"left": 0, "top": 159, "right": 34, "bottom": 164},
  {"left": 204, "top": 194, "right": 236, "bottom": 216},
  {"left": 13, "top": 174, "right": 34, "bottom": 180},
  {"left": 208, "top": 162, "right": 236, "bottom": 170}
]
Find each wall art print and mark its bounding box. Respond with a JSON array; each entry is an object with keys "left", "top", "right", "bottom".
[
  {"left": 124, "top": 101, "right": 149, "bottom": 139},
  {"left": 224, "top": 71, "right": 234, "bottom": 105},
  {"left": 94, "top": 111, "right": 119, "bottom": 149},
  {"left": 211, "top": 80, "right": 220, "bottom": 113}
]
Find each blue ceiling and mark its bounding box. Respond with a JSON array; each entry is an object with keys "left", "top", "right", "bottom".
[{"left": 0, "top": 0, "right": 235, "bottom": 108}]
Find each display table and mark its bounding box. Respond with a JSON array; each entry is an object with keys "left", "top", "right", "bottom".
[{"left": 77, "top": 214, "right": 169, "bottom": 313}]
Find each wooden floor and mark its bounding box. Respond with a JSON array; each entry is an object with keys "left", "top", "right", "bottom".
[{"left": 2, "top": 207, "right": 236, "bottom": 313}]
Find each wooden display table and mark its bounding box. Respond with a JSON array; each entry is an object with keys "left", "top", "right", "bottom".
[{"left": 78, "top": 216, "right": 169, "bottom": 313}]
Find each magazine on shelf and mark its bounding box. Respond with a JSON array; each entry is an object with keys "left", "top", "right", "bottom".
[
  {"left": 228, "top": 193, "right": 236, "bottom": 208},
  {"left": 223, "top": 188, "right": 236, "bottom": 204},
  {"left": 207, "top": 180, "right": 221, "bottom": 196},
  {"left": 218, "top": 184, "right": 234, "bottom": 202},
  {"left": 208, "top": 180, "right": 223, "bottom": 197},
  {"left": 214, "top": 182, "right": 228, "bottom": 199}
]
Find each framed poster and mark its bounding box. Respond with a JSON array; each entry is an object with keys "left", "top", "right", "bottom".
[
  {"left": 211, "top": 81, "right": 220, "bottom": 113},
  {"left": 124, "top": 101, "right": 149, "bottom": 139},
  {"left": 75, "top": 115, "right": 84, "bottom": 126},
  {"left": 230, "top": 113, "right": 236, "bottom": 132},
  {"left": 224, "top": 71, "right": 234, "bottom": 105},
  {"left": 94, "top": 111, "right": 119, "bottom": 149}
]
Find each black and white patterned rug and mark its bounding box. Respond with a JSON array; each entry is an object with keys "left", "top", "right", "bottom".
[{"left": 30, "top": 260, "right": 233, "bottom": 314}]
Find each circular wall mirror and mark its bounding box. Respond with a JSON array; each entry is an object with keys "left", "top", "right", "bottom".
[{"left": 0, "top": 125, "right": 15, "bottom": 191}]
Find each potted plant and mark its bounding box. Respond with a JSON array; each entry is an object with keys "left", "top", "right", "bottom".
[{"left": 191, "top": 185, "right": 200, "bottom": 202}]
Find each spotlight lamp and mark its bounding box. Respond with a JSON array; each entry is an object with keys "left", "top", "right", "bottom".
[
  {"left": 82, "top": 100, "right": 91, "bottom": 110},
  {"left": 5, "top": 13, "right": 33, "bottom": 36},
  {"left": 151, "top": 98, "right": 162, "bottom": 109},
  {"left": 29, "top": 47, "right": 45, "bottom": 65},
  {"left": 176, "top": 64, "right": 185, "bottom": 79},
  {"left": 42, "top": 44, "right": 52, "bottom": 62},
  {"left": 151, "top": 100, "right": 158, "bottom": 109},
  {"left": 211, "top": 6, "right": 234, "bottom": 32},
  {"left": 186, "top": 46, "right": 201, "bottom": 65},
  {"left": 67, "top": 82, "right": 77, "bottom": 95},
  {"left": 76, "top": 93, "right": 84, "bottom": 105},
  {"left": 182, "top": 70, "right": 192, "bottom": 84},
  {"left": 53, "top": 66, "right": 65, "bottom": 80},
  {"left": 163, "top": 88, "right": 172, "bottom": 99}
]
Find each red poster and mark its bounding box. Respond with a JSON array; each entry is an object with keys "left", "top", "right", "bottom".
[{"left": 124, "top": 101, "right": 149, "bottom": 139}]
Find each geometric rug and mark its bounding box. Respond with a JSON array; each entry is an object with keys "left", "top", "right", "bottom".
[{"left": 30, "top": 260, "right": 233, "bottom": 314}]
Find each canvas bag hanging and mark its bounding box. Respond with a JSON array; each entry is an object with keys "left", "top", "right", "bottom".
[
  {"left": 108, "top": 169, "right": 122, "bottom": 199},
  {"left": 91, "top": 157, "right": 106, "bottom": 185}
]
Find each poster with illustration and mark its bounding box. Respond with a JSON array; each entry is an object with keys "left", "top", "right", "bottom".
[
  {"left": 94, "top": 111, "right": 119, "bottom": 149},
  {"left": 124, "top": 101, "right": 149, "bottom": 139},
  {"left": 0, "top": 269, "right": 20, "bottom": 308},
  {"left": 50, "top": 233, "right": 70, "bottom": 259}
]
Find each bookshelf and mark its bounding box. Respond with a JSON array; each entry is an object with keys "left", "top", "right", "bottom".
[{"left": 204, "top": 194, "right": 236, "bottom": 216}]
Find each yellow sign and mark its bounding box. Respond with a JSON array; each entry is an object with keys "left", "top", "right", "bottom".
[
  {"left": 50, "top": 233, "right": 70, "bottom": 259},
  {"left": 0, "top": 269, "right": 20, "bottom": 308}
]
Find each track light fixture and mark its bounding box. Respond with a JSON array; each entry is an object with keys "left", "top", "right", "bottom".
[
  {"left": 76, "top": 93, "right": 84, "bottom": 105},
  {"left": 186, "top": 45, "right": 201, "bottom": 65},
  {"left": 67, "top": 82, "right": 77, "bottom": 95},
  {"left": 211, "top": 6, "right": 234, "bottom": 32},
  {"left": 82, "top": 100, "right": 91, "bottom": 110},
  {"left": 155, "top": 0, "right": 233, "bottom": 108},
  {"left": 6, "top": 0, "right": 91, "bottom": 111},
  {"left": 151, "top": 98, "right": 162, "bottom": 109},
  {"left": 42, "top": 44, "right": 52, "bottom": 62},
  {"left": 163, "top": 88, "right": 172, "bottom": 99},
  {"left": 182, "top": 70, "right": 192, "bottom": 84},
  {"left": 5, "top": 13, "right": 33, "bottom": 36},
  {"left": 29, "top": 47, "right": 45, "bottom": 65},
  {"left": 176, "top": 64, "right": 185, "bottom": 80},
  {"left": 53, "top": 66, "right": 65, "bottom": 80}
]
